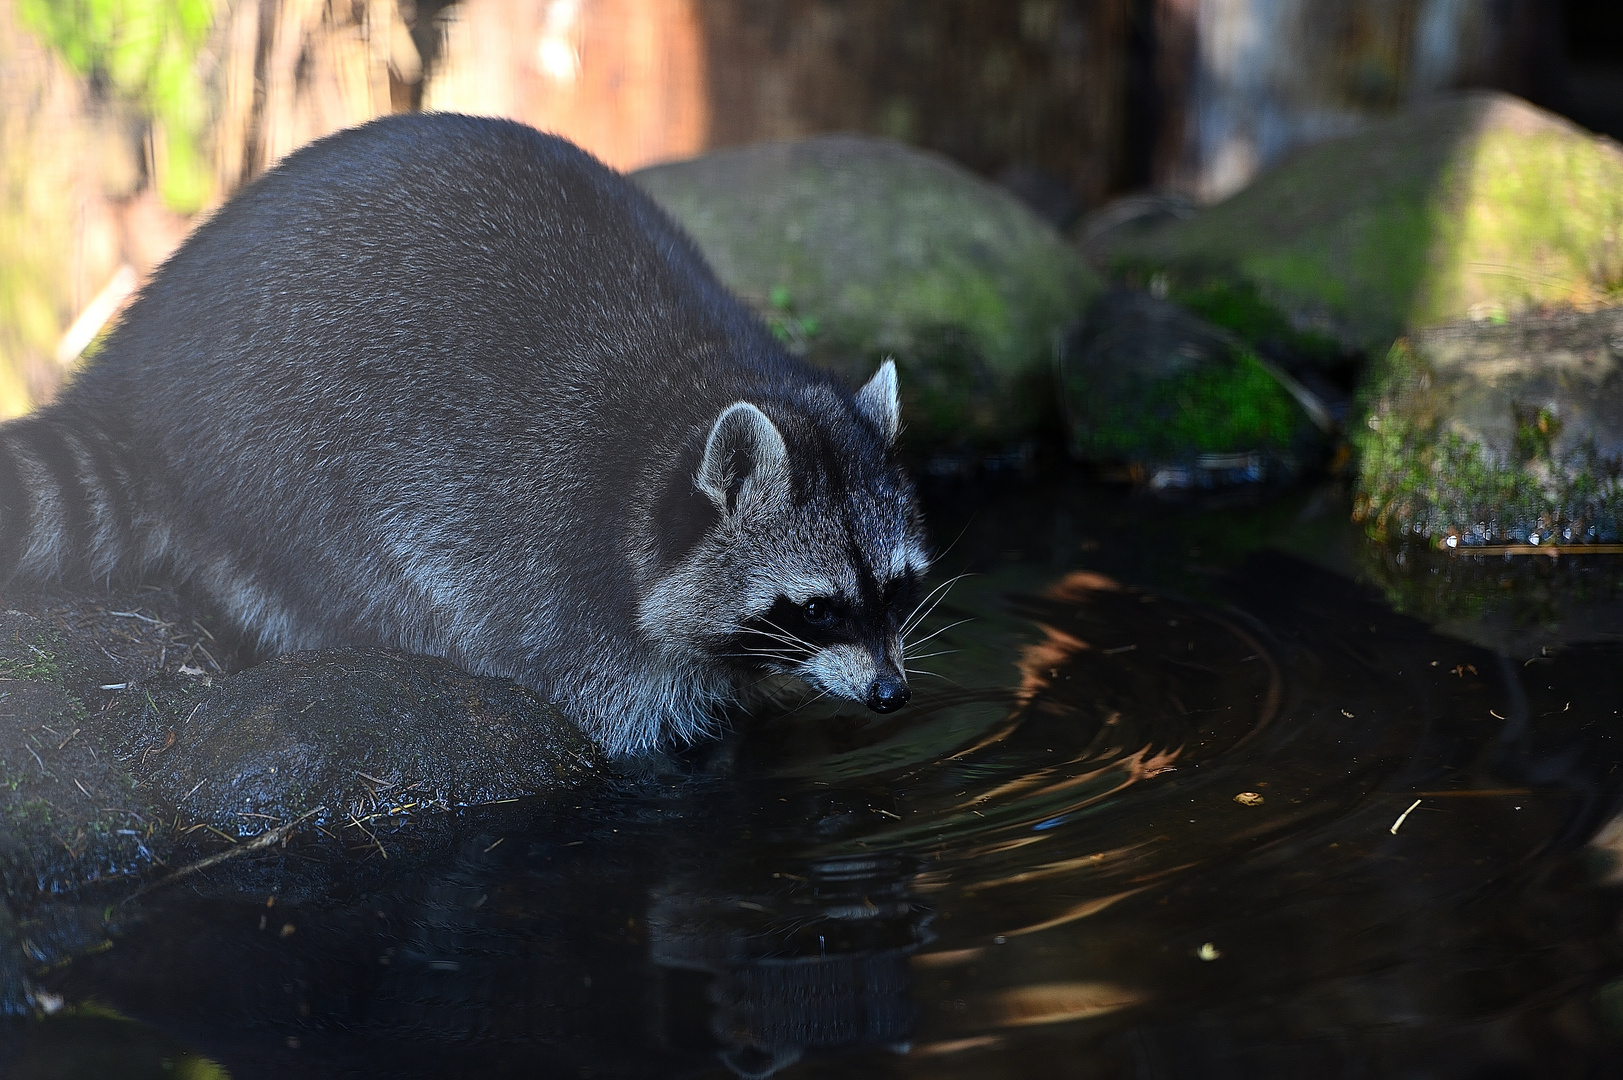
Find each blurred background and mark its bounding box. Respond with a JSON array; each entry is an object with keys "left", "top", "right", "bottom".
[{"left": 0, "top": 0, "right": 1618, "bottom": 418}]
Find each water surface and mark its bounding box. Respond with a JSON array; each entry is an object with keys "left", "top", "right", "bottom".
[{"left": 10, "top": 477, "right": 1623, "bottom": 1079}]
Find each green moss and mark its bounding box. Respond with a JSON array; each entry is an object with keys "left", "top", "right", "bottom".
[
  {"left": 1108, "top": 104, "right": 1455, "bottom": 350},
  {"left": 803, "top": 318, "right": 1053, "bottom": 453},
  {"left": 1070, "top": 349, "right": 1305, "bottom": 460},
  {"left": 1352, "top": 340, "right": 1623, "bottom": 543},
  {"left": 1512, "top": 404, "right": 1561, "bottom": 465},
  {"left": 4, "top": 797, "right": 59, "bottom": 829},
  {"left": 1108, "top": 95, "right": 1623, "bottom": 351},
  {"left": 0, "top": 638, "right": 62, "bottom": 683},
  {"left": 633, "top": 137, "right": 1101, "bottom": 447},
  {"left": 1417, "top": 125, "right": 1623, "bottom": 324},
  {"left": 1167, "top": 275, "right": 1345, "bottom": 364},
  {"left": 1359, "top": 538, "right": 1623, "bottom": 628}
]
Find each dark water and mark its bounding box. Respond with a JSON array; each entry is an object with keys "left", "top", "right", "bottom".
[{"left": 9, "top": 477, "right": 1623, "bottom": 1079}]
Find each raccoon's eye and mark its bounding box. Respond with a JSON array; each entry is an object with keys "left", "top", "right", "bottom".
[{"left": 801, "top": 597, "right": 838, "bottom": 627}]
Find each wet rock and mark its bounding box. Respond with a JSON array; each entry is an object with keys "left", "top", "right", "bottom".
[
  {"left": 1058, "top": 287, "right": 1328, "bottom": 487},
  {"left": 1354, "top": 306, "right": 1623, "bottom": 545},
  {"left": 0, "top": 588, "right": 609, "bottom": 1014},
  {"left": 0, "top": 598, "right": 216, "bottom": 900},
  {"left": 0, "top": 591, "right": 227, "bottom": 1014},
  {"left": 0, "top": 675, "right": 165, "bottom": 895},
  {"left": 632, "top": 134, "right": 1101, "bottom": 450},
  {"left": 144, "top": 648, "right": 603, "bottom": 832},
  {"left": 1102, "top": 92, "right": 1623, "bottom": 356}
]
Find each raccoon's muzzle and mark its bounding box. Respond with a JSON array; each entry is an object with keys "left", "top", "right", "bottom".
[{"left": 865, "top": 671, "right": 910, "bottom": 713}]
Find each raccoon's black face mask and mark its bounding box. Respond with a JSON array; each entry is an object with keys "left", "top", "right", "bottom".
[
  {"left": 638, "top": 361, "right": 930, "bottom": 715},
  {"left": 739, "top": 566, "right": 922, "bottom": 711}
]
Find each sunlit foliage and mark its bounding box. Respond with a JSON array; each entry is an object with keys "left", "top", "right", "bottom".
[{"left": 17, "top": 0, "right": 218, "bottom": 213}]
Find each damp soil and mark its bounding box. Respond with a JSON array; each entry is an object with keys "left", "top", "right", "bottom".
[{"left": 3, "top": 475, "right": 1623, "bottom": 1079}]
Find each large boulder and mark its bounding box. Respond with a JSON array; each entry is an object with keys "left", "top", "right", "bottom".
[
  {"left": 1103, "top": 92, "right": 1623, "bottom": 357},
  {"left": 632, "top": 135, "right": 1101, "bottom": 451},
  {"left": 1354, "top": 306, "right": 1623, "bottom": 545}
]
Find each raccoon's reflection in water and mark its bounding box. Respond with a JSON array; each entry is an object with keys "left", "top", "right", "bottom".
[
  {"left": 647, "top": 851, "right": 928, "bottom": 1077},
  {"left": 21, "top": 538, "right": 1623, "bottom": 1078}
]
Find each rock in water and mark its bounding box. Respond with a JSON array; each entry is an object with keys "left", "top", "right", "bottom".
[
  {"left": 0, "top": 591, "right": 607, "bottom": 1015},
  {"left": 632, "top": 135, "right": 1100, "bottom": 451},
  {"left": 148, "top": 649, "right": 604, "bottom": 832},
  {"left": 1355, "top": 307, "right": 1623, "bottom": 545},
  {"left": 1059, "top": 288, "right": 1325, "bottom": 487},
  {"left": 1103, "top": 92, "right": 1623, "bottom": 355}
]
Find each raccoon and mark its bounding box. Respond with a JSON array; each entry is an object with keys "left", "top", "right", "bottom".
[{"left": 0, "top": 113, "right": 931, "bottom": 755}]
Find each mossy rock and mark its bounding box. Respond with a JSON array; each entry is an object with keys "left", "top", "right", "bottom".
[
  {"left": 0, "top": 590, "right": 610, "bottom": 1015},
  {"left": 1106, "top": 92, "right": 1623, "bottom": 355},
  {"left": 632, "top": 135, "right": 1101, "bottom": 449},
  {"left": 1059, "top": 288, "right": 1321, "bottom": 486},
  {"left": 1354, "top": 306, "right": 1623, "bottom": 544},
  {"left": 145, "top": 648, "right": 605, "bottom": 834}
]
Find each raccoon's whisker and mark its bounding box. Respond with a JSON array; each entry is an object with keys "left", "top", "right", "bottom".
[
  {"left": 746, "top": 658, "right": 806, "bottom": 669},
  {"left": 902, "top": 648, "right": 959, "bottom": 661},
  {"left": 758, "top": 617, "right": 817, "bottom": 644},
  {"left": 912, "top": 569, "right": 972, "bottom": 608},
  {"left": 750, "top": 634, "right": 814, "bottom": 653},
  {"left": 783, "top": 688, "right": 833, "bottom": 715},
  {"left": 725, "top": 623, "right": 817, "bottom": 656},
  {"left": 932, "top": 519, "right": 977, "bottom": 565},
  {"left": 900, "top": 573, "right": 973, "bottom": 637},
  {"left": 729, "top": 642, "right": 813, "bottom": 663},
  {"left": 755, "top": 618, "right": 821, "bottom": 653},
  {"left": 731, "top": 619, "right": 816, "bottom": 651},
  {"left": 900, "top": 582, "right": 971, "bottom": 643},
  {"left": 904, "top": 667, "right": 966, "bottom": 689},
  {"left": 741, "top": 669, "right": 799, "bottom": 693},
  {"left": 903, "top": 617, "right": 975, "bottom": 650},
  {"left": 902, "top": 591, "right": 960, "bottom": 649}
]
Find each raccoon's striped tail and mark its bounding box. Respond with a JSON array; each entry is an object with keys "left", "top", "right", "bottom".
[{"left": 0, "top": 412, "right": 146, "bottom": 587}]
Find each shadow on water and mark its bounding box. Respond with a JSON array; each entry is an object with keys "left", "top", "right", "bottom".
[{"left": 5, "top": 477, "right": 1623, "bottom": 1078}]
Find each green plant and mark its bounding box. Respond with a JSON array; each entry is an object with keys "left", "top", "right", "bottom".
[
  {"left": 763, "top": 285, "right": 821, "bottom": 355},
  {"left": 18, "top": 0, "right": 218, "bottom": 213}
]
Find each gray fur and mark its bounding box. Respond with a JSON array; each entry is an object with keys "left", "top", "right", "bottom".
[
  {"left": 0, "top": 114, "right": 930, "bottom": 755},
  {"left": 853, "top": 359, "right": 901, "bottom": 445}
]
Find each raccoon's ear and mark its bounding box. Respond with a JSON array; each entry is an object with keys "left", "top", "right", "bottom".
[
  {"left": 697, "top": 402, "right": 788, "bottom": 516},
  {"left": 854, "top": 359, "right": 900, "bottom": 444}
]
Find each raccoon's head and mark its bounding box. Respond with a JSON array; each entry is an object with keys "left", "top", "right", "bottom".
[{"left": 640, "top": 360, "right": 930, "bottom": 718}]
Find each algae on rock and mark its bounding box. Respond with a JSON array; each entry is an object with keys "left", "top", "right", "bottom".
[
  {"left": 1354, "top": 307, "right": 1623, "bottom": 545},
  {"left": 1106, "top": 92, "right": 1623, "bottom": 355},
  {"left": 1059, "top": 288, "right": 1322, "bottom": 486},
  {"left": 633, "top": 134, "right": 1101, "bottom": 449}
]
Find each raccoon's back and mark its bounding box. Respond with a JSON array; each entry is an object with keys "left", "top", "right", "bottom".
[
  {"left": 46, "top": 114, "right": 797, "bottom": 655},
  {"left": 76, "top": 113, "right": 774, "bottom": 454}
]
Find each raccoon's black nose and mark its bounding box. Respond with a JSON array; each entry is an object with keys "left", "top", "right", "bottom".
[{"left": 865, "top": 677, "right": 911, "bottom": 713}]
